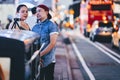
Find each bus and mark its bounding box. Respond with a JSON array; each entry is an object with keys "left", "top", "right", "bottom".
[{"left": 80, "top": 0, "right": 114, "bottom": 37}]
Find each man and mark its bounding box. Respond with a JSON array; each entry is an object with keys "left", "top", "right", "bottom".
[
  {"left": 26, "top": 7, "right": 37, "bottom": 30},
  {"left": 32, "top": 4, "right": 59, "bottom": 80}
]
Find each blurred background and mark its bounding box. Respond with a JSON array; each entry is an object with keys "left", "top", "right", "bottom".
[
  {"left": 0, "top": 0, "right": 120, "bottom": 29},
  {"left": 0, "top": 1, "right": 120, "bottom": 80},
  {"left": 0, "top": 0, "right": 73, "bottom": 29}
]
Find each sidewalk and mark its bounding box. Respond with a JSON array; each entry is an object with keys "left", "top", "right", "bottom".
[
  {"left": 54, "top": 35, "right": 72, "bottom": 80},
  {"left": 54, "top": 34, "right": 84, "bottom": 80}
]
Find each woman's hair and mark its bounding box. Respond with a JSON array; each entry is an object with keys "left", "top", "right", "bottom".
[{"left": 16, "top": 4, "right": 28, "bottom": 13}]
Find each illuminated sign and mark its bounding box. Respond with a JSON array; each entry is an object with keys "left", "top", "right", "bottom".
[{"left": 89, "top": 0, "right": 112, "bottom": 5}]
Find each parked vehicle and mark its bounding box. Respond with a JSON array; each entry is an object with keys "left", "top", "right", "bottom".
[
  {"left": 80, "top": 0, "right": 114, "bottom": 37},
  {"left": 111, "top": 20, "right": 120, "bottom": 50},
  {"left": 89, "top": 20, "right": 113, "bottom": 42}
]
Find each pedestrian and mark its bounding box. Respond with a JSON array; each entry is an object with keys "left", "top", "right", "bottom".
[
  {"left": 32, "top": 4, "right": 59, "bottom": 80},
  {"left": 26, "top": 6, "right": 37, "bottom": 30},
  {"left": 8, "top": 4, "right": 30, "bottom": 30}
]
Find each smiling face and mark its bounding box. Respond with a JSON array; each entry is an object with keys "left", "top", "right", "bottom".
[{"left": 16, "top": 5, "right": 28, "bottom": 21}]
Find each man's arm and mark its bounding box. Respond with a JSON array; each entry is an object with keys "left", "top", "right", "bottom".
[{"left": 40, "top": 33, "right": 58, "bottom": 57}]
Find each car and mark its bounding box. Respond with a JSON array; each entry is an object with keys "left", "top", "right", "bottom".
[
  {"left": 89, "top": 20, "right": 113, "bottom": 42},
  {"left": 111, "top": 20, "right": 120, "bottom": 50}
]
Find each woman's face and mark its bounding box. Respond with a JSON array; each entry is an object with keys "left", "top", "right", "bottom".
[
  {"left": 17, "top": 6, "right": 28, "bottom": 21},
  {"left": 36, "top": 7, "right": 48, "bottom": 21}
]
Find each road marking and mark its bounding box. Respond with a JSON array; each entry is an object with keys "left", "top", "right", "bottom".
[
  {"left": 96, "top": 42, "right": 120, "bottom": 59},
  {"left": 85, "top": 39, "right": 120, "bottom": 64},
  {"left": 71, "top": 42, "right": 96, "bottom": 80}
]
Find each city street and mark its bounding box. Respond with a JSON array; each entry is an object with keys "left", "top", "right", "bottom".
[
  {"left": 0, "top": 0, "right": 120, "bottom": 80},
  {"left": 54, "top": 29, "right": 120, "bottom": 80}
]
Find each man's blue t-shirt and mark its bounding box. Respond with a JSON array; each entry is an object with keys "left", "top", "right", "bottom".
[{"left": 32, "top": 19, "right": 59, "bottom": 67}]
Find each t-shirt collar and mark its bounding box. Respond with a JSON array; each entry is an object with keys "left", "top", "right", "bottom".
[{"left": 40, "top": 19, "right": 48, "bottom": 24}]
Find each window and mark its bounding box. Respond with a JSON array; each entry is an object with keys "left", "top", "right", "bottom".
[
  {"left": 91, "top": 4, "right": 111, "bottom": 10},
  {"left": 99, "top": 22, "right": 113, "bottom": 28}
]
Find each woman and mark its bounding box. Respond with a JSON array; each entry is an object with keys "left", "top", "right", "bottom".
[{"left": 9, "top": 4, "right": 30, "bottom": 30}]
